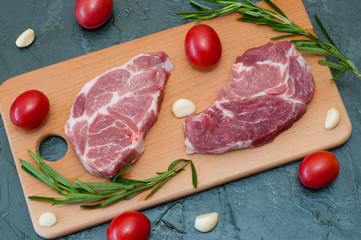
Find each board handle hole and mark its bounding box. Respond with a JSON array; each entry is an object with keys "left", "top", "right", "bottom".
[{"left": 38, "top": 135, "right": 68, "bottom": 162}]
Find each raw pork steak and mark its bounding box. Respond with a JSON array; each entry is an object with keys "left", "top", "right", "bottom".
[
  {"left": 65, "top": 52, "right": 173, "bottom": 178},
  {"left": 184, "top": 41, "right": 315, "bottom": 154}
]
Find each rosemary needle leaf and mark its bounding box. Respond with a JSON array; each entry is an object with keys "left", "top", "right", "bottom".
[
  {"left": 20, "top": 159, "right": 62, "bottom": 192},
  {"left": 28, "top": 196, "right": 61, "bottom": 203},
  {"left": 75, "top": 179, "right": 96, "bottom": 194},
  {"left": 345, "top": 59, "right": 360, "bottom": 75},
  {"left": 271, "top": 34, "right": 298, "bottom": 40},
  {"left": 242, "top": 10, "right": 262, "bottom": 18},
  {"left": 125, "top": 190, "right": 143, "bottom": 200},
  {"left": 39, "top": 162, "right": 79, "bottom": 193},
  {"left": 189, "top": 0, "right": 213, "bottom": 11},
  {"left": 100, "top": 194, "right": 127, "bottom": 207},
  {"left": 331, "top": 70, "right": 346, "bottom": 81},
  {"left": 271, "top": 27, "right": 302, "bottom": 35},
  {"left": 21, "top": 165, "right": 40, "bottom": 180},
  {"left": 238, "top": 17, "right": 267, "bottom": 25},
  {"left": 189, "top": 160, "right": 198, "bottom": 188},
  {"left": 145, "top": 175, "right": 174, "bottom": 200},
  {"left": 264, "top": 0, "right": 288, "bottom": 19},
  {"left": 168, "top": 159, "right": 188, "bottom": 171},
  {"left": 112, "top": 164, "right": 133, "bottom": 182},
  {"left": 31, "top": 150, "right": 60, "bottom": 187},
  {"left": 318, "top": 60, "right": 347, "bottom": 70},
  {"left": 112, "top": 178, "right": 145, "bottom": 185},
  {"left": 314, "top": 14, "right": 337, "bottom": 47},
  {"left": 290, "top": 39, "right": 319, "bottom": 47},
  {"left": 28, "top": 150, "right": 42, "bottom": 164},
  {"left": 295, "top": 46, "right": 331, "bottom": 56},
  {"left": 140, "top": 171, "right": 174, "bottom": 183}
]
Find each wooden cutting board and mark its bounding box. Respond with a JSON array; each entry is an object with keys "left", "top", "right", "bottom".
[{"left": 0, "top": 0, "right": 352, "bottom": 238}]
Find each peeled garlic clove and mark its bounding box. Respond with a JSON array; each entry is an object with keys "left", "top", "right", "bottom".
[
  {"left": 194, "top": 212, "right": 219, "bottom": 233},
  {"left": 39, "top": 212, "right": 57, "bottom": 227},
  {"left": 325, "top": 108, "right": 340, "bottom": 130},
  {"left": 172, "top": 98, "right": 196, "bottom": 118},
  {"left": 16, "top": 29, "right": 35, "bottom": 48}
]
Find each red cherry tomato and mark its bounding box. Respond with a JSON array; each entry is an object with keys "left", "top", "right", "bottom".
[
  {"left": 298, "top": 151, "right": 340, "bottom": 188},
  {"left": 75, "top": 0, "right": 113, "bottom": 29},
  {"left": 107, "top": 211, "right": 151, "bottom": 240},
  {"left": 185, "top": 24, "right": 222, "bottom": 69},
  {"left": 10, "top": 90, "right": 50, "bottom": 130}
]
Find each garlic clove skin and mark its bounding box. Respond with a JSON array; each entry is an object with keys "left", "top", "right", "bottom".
[
  {"left": 16, "top": 29, "right": 35, "bottom": 48},
  {"left": 172, "top": 98, "right": 196, "bottom": 118},
  {"left": 325, "top": 108, "right": 340, "bottom": 130},
  {"left": 194, "top": 212, "right": 219, "bottom": 233},
  {"left": 39, "top": 212, "right": 57, "bottom": 227}
]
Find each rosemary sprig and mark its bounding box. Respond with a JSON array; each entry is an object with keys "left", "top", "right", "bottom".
[
  {"left": 177, "top": 0, "right": 361, "bottom": 81},
  {"left": 20, "top": 150, "right": 198, "bottom": 209}
]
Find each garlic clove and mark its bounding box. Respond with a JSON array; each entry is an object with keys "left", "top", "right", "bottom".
[
  {"left": 39, "top": 212, "right": 57, "bottom": 227},
  {"left": 172, "top": 98, "right": 196, "bottom": 118},
  {"left": 194, "top": 212, "right": 219, "bottom": 233},
  {"left": 16, "top": 29, "right": 35, "bottom": 48},
  {"left": 325, "top": 108, "right": 340, "bottom": 130}
]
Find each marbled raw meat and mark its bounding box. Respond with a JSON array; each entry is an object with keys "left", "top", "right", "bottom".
[
  {"left": 65, "top": 52, "right": 173, "bottom": 178},
  {"left": 184, "top": 41, "right": 315, "bottom": 154}
]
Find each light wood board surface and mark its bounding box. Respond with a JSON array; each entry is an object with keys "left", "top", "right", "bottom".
[{"left": 0, "top": 0, "right": 352, "bottom": 238}]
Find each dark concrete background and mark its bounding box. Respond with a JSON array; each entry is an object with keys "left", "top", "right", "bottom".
[{"left": 1, "top": 0, "right": 361, "bottom": 239}]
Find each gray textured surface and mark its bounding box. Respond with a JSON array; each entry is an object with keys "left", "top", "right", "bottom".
[{"left": 1, "top": 0, "right": 361, "bottom": 239}]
